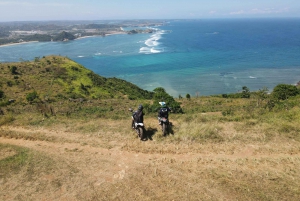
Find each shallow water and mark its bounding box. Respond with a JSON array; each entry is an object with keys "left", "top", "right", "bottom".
[{"left": 1, "top": 19, "right": 300, "bottom": 96}]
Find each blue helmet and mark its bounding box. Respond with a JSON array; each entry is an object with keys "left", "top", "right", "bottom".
[
  {"left": 138, "top": 104, "right": 143, "bottom": 111},
  {"left": 159, "top": 102, "right": 166, "bottom": 107}
]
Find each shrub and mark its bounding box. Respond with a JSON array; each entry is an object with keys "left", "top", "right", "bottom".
[
  {"left": 7, "top": 81, "right": 13, "bottom": 87},
  {"left": 0, "top": 90, "right": 4, "bottom": 99},
  {"left": 26, "top": 91, "right": 39, "bottom": 102},
  {"left": 152, "top": 87, "right": 182, "bottom": 113},
  {"left": 222, "top": 108, "right": 234, "bottom": 116},
  {"left": 272, "top": 84, "right": 299, "bottom": 100},
  {"left": 222, "top": 94, "right": 228, "bottom": 98},
  {"left": 186, "top": 94, "right": 191, "bottom": 100},
  {"left": 10, "top": 66, "right": 18, "bottom": 75},
  {"left": 0, "top": 100, "right": 10, "bottom": 107},
  {"left": 241, "top": 86, "right": 250, "bottom": 98}
]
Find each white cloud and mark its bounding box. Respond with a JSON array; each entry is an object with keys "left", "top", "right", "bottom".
[
  {"left": 230, "top": 10, "right": 246, "bottom": 15},
  {"left": 0, "top": 1, "right": 71, "bottom": 7},
  {"left": 230, "top": 7, "right": 290, "bottom": 15},
  {"left": 251, "top": 7, "right": 289, "bottom": 14}
]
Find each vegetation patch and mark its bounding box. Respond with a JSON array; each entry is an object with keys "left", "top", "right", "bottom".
[{"left": 0, "top": 144, "right": 29, "bottom": 177}]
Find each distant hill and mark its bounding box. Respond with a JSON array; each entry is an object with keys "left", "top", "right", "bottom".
[
  {"left": 53, "top": 31, "right": 76, "bottom": 41},
  {"left": 0, "top": 55, "right": 154, "bottom": 103}
]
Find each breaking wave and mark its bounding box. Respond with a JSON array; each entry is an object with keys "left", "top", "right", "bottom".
[{"left": 139, "top": 29, "right": 167, "bottom": 54}]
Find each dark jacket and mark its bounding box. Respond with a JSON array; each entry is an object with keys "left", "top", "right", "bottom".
[
  {"left": 133, "top": 110, "right": 144, "bottom": 123},
  {"left": 158, "top": 107, "right": 171, "bottom": 118}
]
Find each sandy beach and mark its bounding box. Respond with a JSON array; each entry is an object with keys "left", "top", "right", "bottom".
[
  {"left": 0, "top": 41, "right": 39, "bottom": 48},
  {"left": 105, "top": 31, "right": 127, "bottom": 36},
  {"left": 75, "top": 31, "right": 127, "bottom": 40}
]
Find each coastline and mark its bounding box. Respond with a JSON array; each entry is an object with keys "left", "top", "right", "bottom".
[
  {"left": 1, "top": 31, "right": 127, "bottom": 46},
  {"left": 75, "top": 31, "right": 127, "bottom": 40},
  {"left": 0, "top": 41, "right": 39, "bottom": 48},
  {"left": 105, "top": 31, "right": 127, "bottom": 36}
]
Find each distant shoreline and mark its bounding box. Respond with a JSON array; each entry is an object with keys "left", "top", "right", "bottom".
[
  {"left": 0, "top": 31, "right": 127, "bottom": 47},
  {"left": 0, "top": 41, "right": 39, "bottom": 47},
  {"left": 75, "top": 31, "right": 126, "bottom": 40}
]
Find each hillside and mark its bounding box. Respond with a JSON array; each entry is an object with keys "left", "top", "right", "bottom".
[
  {"left": 1, "top": 57, "right": 300, "bottom": 200},
  {"left": 0, "top": 55, "right": 154, "bottom": 101}
]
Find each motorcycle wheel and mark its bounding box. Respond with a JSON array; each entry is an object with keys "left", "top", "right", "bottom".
[
  {"left": 162, "top": 123, "right": 167, "bottom": 136},
  {"left": 138, "top": 127, "right": 144, "bottom": 140},
  {"left": 136, "top": 128, "right": 140, "bottom": 138}
]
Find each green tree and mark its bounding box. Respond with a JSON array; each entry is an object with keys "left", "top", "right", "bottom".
[
  {"left": 272, "top": 84, "right": 299, "bottom": 100},
  {"left": 186, "top": 94, "right": 191, "bottom": 100},
  {"left": 151, "top": 87, "right": 182, "bottom": 113},
  {"left": 241, "top": 86, "right": 250, "bottom": 98},
  {"left": 54, "top": 31, "right": 75, "bottom": 41}
]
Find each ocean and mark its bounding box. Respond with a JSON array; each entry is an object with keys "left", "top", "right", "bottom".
[{"left": 1, "top": 18, "right": 300, "bottom": 97}]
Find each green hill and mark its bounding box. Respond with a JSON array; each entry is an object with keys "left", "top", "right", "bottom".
[
  {"left": 0, "top": 55, "right": 154, "bottom": 103},
  {"left": 53, "top": 31, "right": 76, "bottom": 41}
]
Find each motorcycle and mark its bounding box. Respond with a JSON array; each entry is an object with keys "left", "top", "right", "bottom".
[
  {"left": 132, "top": 121, "right": 145, "bottom": 140},
  {"left": 129, "top": 108, "right": 145, "bottom": 140},
  {"left": 159, "top": 117, "right": 169, "bottom": 136}
]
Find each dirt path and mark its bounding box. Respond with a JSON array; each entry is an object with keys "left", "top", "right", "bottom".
[
  {"left": 2, "top": 125, "right": 300, "bottom": 162},
  {"left": 1, "top": 125, "right": 300, "bottom": 200}
]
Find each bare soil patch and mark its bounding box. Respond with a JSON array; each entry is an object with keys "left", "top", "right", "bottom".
[{"left": 0, "top": 147, "right": 17, "bottom": 160}]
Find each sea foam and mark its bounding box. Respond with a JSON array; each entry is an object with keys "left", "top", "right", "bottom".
[{"left": 139, "top": 30, "right": 166, "bottom": 54}]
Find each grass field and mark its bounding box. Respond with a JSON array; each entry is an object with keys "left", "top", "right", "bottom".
[{"left": 1, "top": 96, "right": 300, "bottom": 201}]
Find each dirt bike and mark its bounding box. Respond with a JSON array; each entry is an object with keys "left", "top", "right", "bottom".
[
  {"left": 159, "top": 117, "right": 169, "bottom": 136},
  {"left": 129, "top": 108, "right": 145, "bottom": 140},
  {"left": 132, "top": 121, "right": 145, "bottom": 140}
]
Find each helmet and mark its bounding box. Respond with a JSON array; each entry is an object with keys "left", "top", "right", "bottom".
[
  {"left": 138, "top": 104, "right": 143, "bottom": 111},
  {"left": 159, "top": 102, "right": 166, "bottom": 107}
]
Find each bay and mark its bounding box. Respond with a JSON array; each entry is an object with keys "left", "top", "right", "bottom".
[{"left": 1, "top": 18, "right": 300, "bottom": 97}]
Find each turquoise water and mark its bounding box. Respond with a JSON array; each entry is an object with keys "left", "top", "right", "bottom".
[{"left": 1, "top": 19, "right": 300, "bottom": 96}]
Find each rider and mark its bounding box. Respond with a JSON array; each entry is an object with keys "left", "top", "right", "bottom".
[
  {"left": 158, "top": 102, "right": 171, "bottom": 125},
  {"left": 132, "top": 104, "right": 144, "bottom": 128}
]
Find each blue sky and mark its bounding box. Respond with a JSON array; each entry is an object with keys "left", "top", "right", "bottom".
[{"left": 0, "top": 0, "right": 299, "bottom": 21}]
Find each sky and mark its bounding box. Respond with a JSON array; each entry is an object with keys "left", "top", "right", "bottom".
[{"left": 0, "top": 0, "right": 299, "bottom": 21}]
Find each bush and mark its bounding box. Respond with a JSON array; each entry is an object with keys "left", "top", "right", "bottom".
[
  {"left": 0, "top": 90, "right": 4, "bottom": 99},
  {"left": 26, "top": 91, "right": 39, "bottom": 102},
  {"left": 272, "top": 84, "right": 299, "bottom": 100},
  {"left": 152, "top": 87, "right": 182, "bottom": 113},
  {"left": 241, "top": 86, "right": 250, "bottom": 98},
  {"left": 10, "top": 66, "right": 18, "bottom": 75},
  {"left": 7, "top": 81, "right": 13, "bottom": 87},
  {"left": 0, "top": 100, "right": 10, "bottom": 107},
  {"left": 222, "top": 94, "right": 228, "bottom": 98}
]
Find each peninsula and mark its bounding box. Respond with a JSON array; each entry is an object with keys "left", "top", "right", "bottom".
[{"left": 0, "top": 20, "right": 166, "bottom": 46}]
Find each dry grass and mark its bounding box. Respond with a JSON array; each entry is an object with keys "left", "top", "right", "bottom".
[
  {"left": 1, "top": 97, "right": 300, "bottom": 200},
  {"left": 2, "top": 55, "right": 300, "bottom": 200},
  {"left": 1, "top": 108, "right": 300, "bottom": 200}
]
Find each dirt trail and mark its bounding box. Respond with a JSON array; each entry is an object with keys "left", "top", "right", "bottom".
[
  {"left": 1, "top": 125, "right": 299, "bottom": 163},
  {"left": 1, "top": 126, "right": 159, "bottom": 200},
  {"left": 1, "top": 125, "right": 300, "bottom": 201}
]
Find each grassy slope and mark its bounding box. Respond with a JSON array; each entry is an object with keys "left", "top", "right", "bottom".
[
  {"left": 1, "top": 57, "right": 300, "bottom": 200},
  {"left": 0, "top": 55, "right": 153, "bottom": 102}
]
